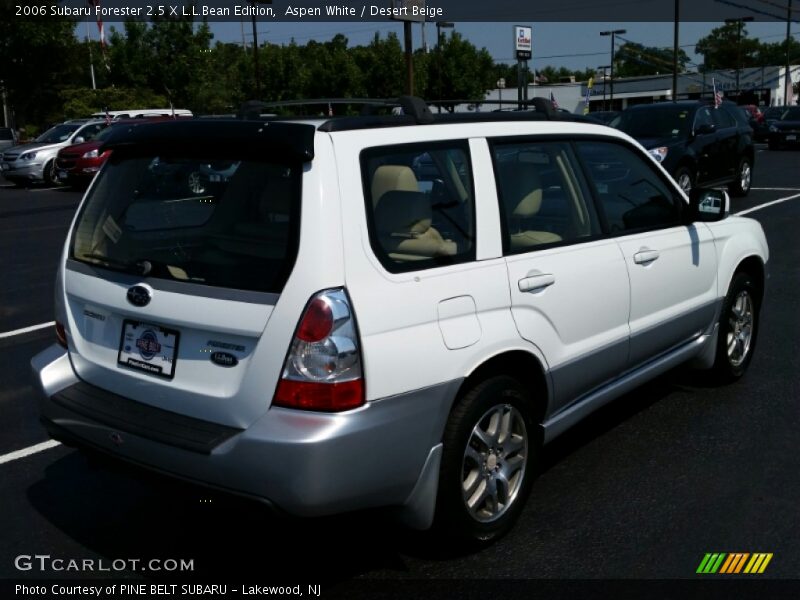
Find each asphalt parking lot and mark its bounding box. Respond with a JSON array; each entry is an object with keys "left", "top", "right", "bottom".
[{"left": 1, "top": 146, "right": 800, "bottom": 596}]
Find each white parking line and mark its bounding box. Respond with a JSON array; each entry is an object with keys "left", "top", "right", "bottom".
[
  {"left": 0, "top": 321, "right": 54, "bottom": 339},
  {"left": 736, "top": 192, "right": 800, "bottom": 217},
  {"left": 0, "top": 440, "right": 61, "bottom": 466},
  {"left": 751, "top": 187, "right": 800, "bottom": 191}
]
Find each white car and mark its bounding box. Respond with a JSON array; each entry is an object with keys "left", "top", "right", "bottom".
[
  {"left": 1, "top": 120, "right": 107, "bottom": 185},
  {"left": 31, "top": 99, "right": 768, "bottom": 543}
]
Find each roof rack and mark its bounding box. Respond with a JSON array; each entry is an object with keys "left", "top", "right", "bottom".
[{"left": 237, "top": 96, "right": 587, "bottom": 132}]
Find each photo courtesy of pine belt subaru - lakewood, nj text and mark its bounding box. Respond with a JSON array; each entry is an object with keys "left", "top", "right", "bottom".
[{"left": 31, "top": 98, "right": 768, "bottom": 543}]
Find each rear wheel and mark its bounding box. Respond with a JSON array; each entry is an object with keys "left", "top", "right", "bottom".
[
  {"left": 435, "top": 375, "right": 537, "bottom": 544},
  {"left": 673, "top": 166, "right": 694, "bottom": 195},
  {"left": 728, "top": 157, "right": 752, "bottom": 197}
]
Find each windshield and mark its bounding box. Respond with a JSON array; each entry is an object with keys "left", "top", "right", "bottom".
[
  {"left": 35, "top": 123, "right": 80, "bottom": 144},
  {"left": 615, "top": 107, "right": 691, "bottom": 139},
  {"left": 781, "top": 107, "right": 800, "bottom": 121},
  {"left": 71, "top": 152, "right": 301, "bottom": 294}
]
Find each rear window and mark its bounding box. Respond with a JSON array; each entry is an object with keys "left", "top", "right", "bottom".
[
  {"left": 71, "top": 152, "right": 301, "bottom": 294},
  {"left": 616, "top": 107, "right": 691, "bottom": 139}
]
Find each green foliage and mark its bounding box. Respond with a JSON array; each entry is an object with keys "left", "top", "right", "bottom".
[
  {"left": 58, "top": 87, "right": 168, "bottom": 119},
  {"left": 695, "top": 22, "right": 761, "bottom": 72},
  {"left": 614, "top": 42, "right": 690, "bottom": 78},
  {"left": 425, "top": 31, "right": 496, "bottom": 112}
]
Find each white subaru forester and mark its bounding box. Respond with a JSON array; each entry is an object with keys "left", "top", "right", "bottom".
[{"left": 32, "top": 98, "right": 768, "bottom": 543}]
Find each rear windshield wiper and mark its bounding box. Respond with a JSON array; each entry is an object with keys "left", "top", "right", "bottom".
[{"left": 78, "top": 253, "right": 155, "bottom": 276}]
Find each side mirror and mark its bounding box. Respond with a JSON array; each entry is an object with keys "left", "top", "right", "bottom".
[
  {"left": 72, "top": 136, "right": 85, "bottom": 144},
  {"left": 687, "top": 188, "right": 729, "bottom": 223},
  {"left": 694, "top": 123, "right": 715, "bottom": 136}
]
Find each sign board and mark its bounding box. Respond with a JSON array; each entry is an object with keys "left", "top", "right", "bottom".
[
  {"left": 514, "top": 25, "right": 532, "bottom": 60},
  {"left": 390, "top": 0, "right": 426, "bottom": 23}
]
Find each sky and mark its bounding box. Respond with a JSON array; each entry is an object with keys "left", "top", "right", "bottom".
[{"left": 89, "top": 20, "right": 798, "bottom": 72}]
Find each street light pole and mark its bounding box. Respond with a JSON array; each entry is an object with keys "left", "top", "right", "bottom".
[
  {"left": 725, "top": 16, "right": 754, "bottom": 98},
  {"left": 600, "top": 29, "right": 626, "bottom": 111}
]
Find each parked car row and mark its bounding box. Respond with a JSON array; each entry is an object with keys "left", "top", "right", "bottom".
[{"left": 0, "top": 110, "right": 192, "bottom": 187}]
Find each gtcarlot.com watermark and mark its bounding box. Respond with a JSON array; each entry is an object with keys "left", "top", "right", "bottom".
[{"left": 14, "top": 554, "right": 194, "bottom": 573}]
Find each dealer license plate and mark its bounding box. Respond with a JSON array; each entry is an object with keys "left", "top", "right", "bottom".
[{"left": 117, "top": 320, "right": 179, "bottom": 379}]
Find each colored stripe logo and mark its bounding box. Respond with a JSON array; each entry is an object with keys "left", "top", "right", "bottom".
[{"left": 697, "top": 553, "right": 773, "bottom": 574}]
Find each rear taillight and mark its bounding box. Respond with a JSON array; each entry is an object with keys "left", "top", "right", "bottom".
[
  {"left": 55, "top": 321, "right": 67, "bottom": 348},
  {"left": 273, "top": 289, "right": 364, "bottom": 412}
]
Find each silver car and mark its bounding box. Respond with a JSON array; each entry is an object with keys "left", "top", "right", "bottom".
[{"left": 0, "top": 120, "right": 107, "bottom": 185}]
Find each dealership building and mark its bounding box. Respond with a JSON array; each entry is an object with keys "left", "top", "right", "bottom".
[{"left": 476, "top": 66, "right": 800, "bottom": 114}]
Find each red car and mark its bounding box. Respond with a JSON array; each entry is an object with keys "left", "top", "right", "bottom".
[{"left": 55, "top": 117, "right": 177, "bottom": 187}]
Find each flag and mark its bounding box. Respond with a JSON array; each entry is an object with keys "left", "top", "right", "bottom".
[
  {"left": 86, "top": 0, "right": 110, "bottom": 71},
  {"left": 550, "top": 91, "right": 559, "bottom": 110},
  {"left": 712, "top": 78, "right": 723, "bottom": 108},
  {"left": 583, "top": 77, "right": 593, "bottom": 115}
]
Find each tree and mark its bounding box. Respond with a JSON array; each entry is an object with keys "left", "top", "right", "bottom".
[
  {"left": 756, "top": 38, "right": 800, "bottom": 68},
  {"left": 0, "top": 2, "right": 83, "bottom": 127},
  {"left": 695, "top": 22, "right": 761, "bottom": 72},
  {"left": 614, "top": 42, "right": 690, "bottom": 77},
  {"left": 424, "top": 31, "right": 495, "bottom": 111}
]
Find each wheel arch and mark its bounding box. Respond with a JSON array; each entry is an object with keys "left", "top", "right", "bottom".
[{"left": 455, "top": 350, "right": 550, "bottom": 426}]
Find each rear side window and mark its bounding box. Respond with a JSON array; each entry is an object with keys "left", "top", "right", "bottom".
[
  {"left": 576, "top": 141, "right": 682, "bottom": 233},
  {"left": 712, "top": 107, "right": 735, "bottom": 128},
  {"left": 491, "top": 140, "right": 601, "bottom": 253},
  {"left": 71, "top": 153, "right": 301, "bottom": 294},
  {"left": 361, "top": 141, "right": 475, "bottom": 273}
]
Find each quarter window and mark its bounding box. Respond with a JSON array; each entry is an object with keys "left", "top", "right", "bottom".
[
  {"left": 576, "top": 141, "right": 682, "bottom": 233},
  {"left": 361, "top": 142, "right": 475, "bottom": 272},
  {"left": 492, "top": 140, "right": 601, "bottom": 253}
]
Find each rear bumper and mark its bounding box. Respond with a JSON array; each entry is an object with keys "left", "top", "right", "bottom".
[{"left": 32, "top": 345, "right": 456, "bottom": 524}]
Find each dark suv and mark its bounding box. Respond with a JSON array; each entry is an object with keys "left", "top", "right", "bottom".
[{"left": 614, "top": 100, "right": 754, "bottom": 196}]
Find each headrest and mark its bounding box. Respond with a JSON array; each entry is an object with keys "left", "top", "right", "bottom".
[
  {"left": 371, "top": 165, "right": 419, "bottom": 207},
  {"left": 374, "top": 191, "right": 431, "bottom": 237},
  {"left": 501, "top": 165, "right": 543, "bottom": 218}
]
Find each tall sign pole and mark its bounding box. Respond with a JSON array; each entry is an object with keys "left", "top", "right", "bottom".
[
  {"left": 391, "top": 1, "right": 426, "bottom": 97},
  {"left": 514, "top": 25, "right": 532, "bottom": 109}
]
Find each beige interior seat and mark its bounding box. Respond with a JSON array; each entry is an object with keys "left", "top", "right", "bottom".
[
  {"left": 371, "top": 165, "right": 420, "bottom": 208},
  {"left": 500, "top": 165, "right": 562, "bottom": 250},
  {"left": 373, "top": 190, "right": 457, "bottom": 261}
]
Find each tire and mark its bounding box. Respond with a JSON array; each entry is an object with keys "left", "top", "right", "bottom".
[
  {"left": 434, "top": 375, "right": 537, "bottom": 544},
  {"left": 673, "top": 166, "right": 694, "bottom": 195},
  {"left": 728, "top": 157, "right": 752, "bottom": 197},
  {"left": 42, "top": 159, "right": 58, "bottom": 186},
  {"left": 187, "top": 171, "right": 206, "bottom": 194},
  {"left": 707, "top": 271, "right": 760, "bottom": 383}
]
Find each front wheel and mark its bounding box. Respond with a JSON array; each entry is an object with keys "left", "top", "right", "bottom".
[
  {"left": 728, "top": 157, "right": 752, "bottom": 197},
  {"left": 42, "top": 159, "right": 58, "bottom": 186},
  {"left": 435, "top": 375, "right": 537, "bottom": 544},
  {"left": 707, "top": 271, "right": 760, "bottom": 383}
]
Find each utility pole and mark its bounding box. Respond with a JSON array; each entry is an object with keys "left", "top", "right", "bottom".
[
  {"left": 598, "top": 65, "right": 610, "bottom": 111},
  {"left": 786, "top": 0, "right": 794, "bottom": 106},
  {"left": 725, "top": 16, "right": 754, "bottom": 99},
  {"left": 404, "top": 21, "right": 413, "bottom": 95},
  {"left": 436, "top": 22, "right": 454, "bottom": 112},
  {"left": 672, "top": 0, "right": 680, "bottom": 102},
  {"left": 600, "top": 29, "right": 626, "bottom": 111}
]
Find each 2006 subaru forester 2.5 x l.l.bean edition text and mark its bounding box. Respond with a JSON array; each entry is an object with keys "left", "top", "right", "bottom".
[{"left": 31, "top": 98, "right": 768, "bottom": 543}]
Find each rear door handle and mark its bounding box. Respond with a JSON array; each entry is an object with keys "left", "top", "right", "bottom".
[
  {"left": 633, "top": 249, "right": 660, "bottom": 265},
  {"left": 518, "top": 273, "right": 556, "bottom": 293}
]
